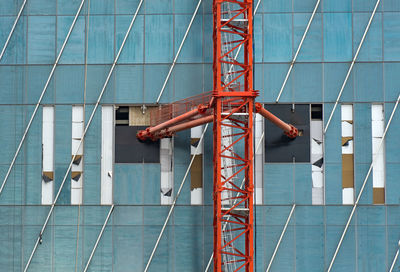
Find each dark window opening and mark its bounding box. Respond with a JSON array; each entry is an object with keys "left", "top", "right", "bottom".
[
  {"left": 264, "top": 104, "right": 310, "bottom": 163},
  {"left": 115, "top": 106, "right": 160, "bottom": 163},
  {"left": 311, "top": 104, "right": 323, "bottom": 120}
]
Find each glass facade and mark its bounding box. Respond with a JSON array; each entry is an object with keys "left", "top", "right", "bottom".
[{"left": 0, "top": 0, "right": 399, "bottom": 271}]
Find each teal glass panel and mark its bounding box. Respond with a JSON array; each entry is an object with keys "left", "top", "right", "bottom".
[
  {"left": 293, "top": 63, "right": 323, "bottom": 102},
  {"left": 254, "top": 14, "right": 263, "bottom": 63},
  {"left": 174, "top": 206, "right": 203, "bottom": 226},
  {"left": 323, "top": 63, "right": 354, "bottom": 103},
  {"left": 113, "top": 226, "right": 144, "bottom": 272},
  {"left": 26, "top": 65, "right": 55, "bottom": 104},
  {"left": 174, "top": 15, "right": 203, "bottom": 63},
  {"left": 143, "top": 164, "right": 161, "bottom": 205},
  {"left": 116, "top": 15, "right": 144, "bottom": 64},
  {"left": 385, "top": 102, "right": 400, "bottom": 163},
  {"left": 386, "top": 163, "right": 400, "bottom": 204},
  {"left": 263, "top": 63, "right": 292, "bottom": 102},
  {"left": 293, "top": 13, "right": 322, "bottom": 62},
  {"left": 55, "top": 65, "right": 84, "bottom": 103},
  {"left": 324, "top": 103, "right": 341, "bottom": 164},
  {"left": 323, "top": 0, "right": 351, "bottom": 12},
  {"left": 325, "top": 225, "right": 356, "bottom": 271},
  {"left": 0, "top": 66, "right": 24, "bottom": 104},
  {"left": 264, "top": 164, "right": 294, "bottom": 204},
  {"left": 84, "top": 105, "right": 101, "bottom": 164},
  {"left": 384, "top": 13, "right": 400, "bottom": 61},
  {"left": 113, "top": 206, "right": 143, "bottom": 225},
  {"left": 384, "top": 63, "right": 400, "bottom": 101},
  {"left": 25, "top": 165, "right": 41, "bottom": 205},
  {"left": 384, "top": 0, "right": 400, "bottom": 11},
  {"left": 54, "top": 225, "right": 80, "bottom": 271},
  {"left": 356, "top": 206, "right": 385, "bottom": 225},
  {"left": 83, "top": 164, "right": 101, "bottom": 204},
  {"left": 143, "top": 225, "right": 173, "bottom": 272},
  {"left": 85, "top": 65, "right": 115, "bottom": 103},
  {"left": 145, "top": 15, "right": 173, "bottom": 63},
  {"left": 296, "top": 226, "right": 325, "bottom": 271},
  {"left": 323, "top": 13, "right": 352, "bottom": 62},
  {"left": 353, "top": 13, "right": 382, "bottom": 61},
  {"left": 114, "top": 164, "right": 143, "bottom": 204},
  {"left": 295, "top": 164, "right": 312, "bottom": 204},
  {"left": 203, "top": 14, "right": 213, "bottom": 63},
  {"left": 174, "top": 226, "right": 204, "bottom": 271},
  {"left": 265, "top": 225, "right": 295, "bottom": 271},
  {"left": 0, "top": 16, "right": 26, "bottom": 64},
  {"left": 174, "top": 64, "right": 204, "bottom": 100},
  {"left": 144, "top": 65, "right": 172, "bottom": 103},
  {"left": 174, "top": 0, "right": 204, "bottom": 13},
  {"left": 263, "top": 0, "right": 292, "bottom": 12},
  {"left": 89, "top": 0, "right": 114, "bottom": 15},
  {"left": 27, "top": 0, "right": 56, "bottom": 15},
  {"left": 353, "top": 0, "right": 382, "bottom": 12},
  {"left": 293, "top": 0, "right": 322, "bottom": 12},
  {"left": 354, "top": 103, "right": 372, "bottom": 164},
  {"left": 145, "top": 0, "right": 173, "bottom": 14},
  {"left": 116, "top": 0, "right": 144, "bottom": 15},
  {"left": 115, "top": 65, "right": 144, "bottom": 103},
  {"left": 27, "top": 16, "right": 56, "bottom": 64},
  {"left": 57, "top": 16, "right": 85, "bottom": 64},
  {"left": 0, "top": 1, "right": 22, "bottom": 15},
  {"left": 88, "top": 16, "right": 114, "bottom": 64},
  {"left": 357, "top": 226, "right": 387, "bottom": 272},
  {"left": 325, "top": 163, "right": 342, "bottom": 204},
  {"left": 355, "top": 163, "right": 373, "bottom": 204},
  {"left": 354, "top": 63, "right": 384, "bottom": 102},
  {"left": 57, "top": 0, "right": 87, "bottom": 15},
  {"left": 264, "top": 13, "right": 292, "bottom": 62}
]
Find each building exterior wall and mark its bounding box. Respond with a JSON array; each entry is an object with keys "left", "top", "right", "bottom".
[{"left": 0, "top": 0, "right": 399, "bottom": 271}]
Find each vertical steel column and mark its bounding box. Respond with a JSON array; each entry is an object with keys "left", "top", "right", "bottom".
[{"left": 212, "top": 1, "right": 256, "bottom": 271}]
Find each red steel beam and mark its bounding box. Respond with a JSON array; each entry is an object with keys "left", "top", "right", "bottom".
[
  {"left": 137, "top": 104, "right": 208, "bottom": 141},
  {"left": 155, "top": 115, "right": 213, "bottom": 138},
  {"left": 255, "top": 102, "right": 299, "bottom": 138}
]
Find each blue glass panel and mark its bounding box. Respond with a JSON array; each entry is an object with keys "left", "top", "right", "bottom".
[
  {"left": 113, "top": 164, "right": 143, "bottom": 204},
  {"left": 145, "top": 0, "right": 172, "bottom": 14},
  {"left": 83, "top": 164, "right": 101, "bottom": 204},
  {"left": 353, "top": 13, "right": 382, "bottom": 61},
  {"left": 356, "top": 206, "right": 385, "bottom": 225},
  {"left": 84, "top": 105, "right": 101, "bottom": 164},
  {"left": 54, "top": 226, "right": 79, "bottom": 271},
  {"left": 85, "top": 65, "right": 115, "bottom": 103},
  {"left": 384, "top": 0, "right": 400, "bottom": 11},
  {"left": 293, "top": 63, "right": 323, "bottom": 102},
  {"left": 357, "top": 226, "right": 387, "bottom": 272},
  {"left": 144, "top": 65, "right": 172, "bottom": 103},
  {"left": 145, "top": 15, "right": 173, "bottom": 63},
  {"left": 0, "top": 16, "right": 27, "bottom": 64},
  {"left": 354, "top": 63, "right": 384, "bottom": 102},
  {"left": 263, "top": 63, "right": 292, "bottom": 102},
  {"left": 355, "top": 163, "right": 373, "bottom": 204},
  {"left": 89, "top": 0, "right": 114, "bottom": 15},
  {"left": 295, "top": 164, "right": 312, "bottom": 204},
  {"left": 88, "top": 16, "right": 114, "bottom": 64},
  {"left": 264, "top": 14, "right": 292, "bottom": 62},
  {"left": 325, "top": 205, "right": 353, "bottom": 225},
  {"left": 254, "top": 14, "right": 263, "bottom": 63},
  {"left": 26, "top": 65, "right": 55, "bottom": 104},
  {"left": 55, "top": 65, "right": 84, "bottom": 103},
  {"left": 323, "top": 63, "right": 354, "bottom": 103},
  {"left": 27, "top": 0, "right": 56, "bottom": 15},
  {"left": 263, "top": 0, "right": 292, "bottom": 12},
  {"left": 174, "top": 206, "right": 203, "bottom": 225},
  {"left": 115, "top": 65, "right": 144, "bottom": 103},
  {"left": 113, "top": 206, "right": 143, "bottom": 225},
  {"left": 143, "top": 164, "right": 161, "bottom": 205},
  {"left": 265, "top": 225, "right": 295, "bottom": 271},
  {"left": 57, "top": 16, "right": 85, "bottom": 64},
  {"left": 293, "top": 13, "right": 322, "bottom": 62},
  {"left": 113, "top": 226, "right": 144, "bottom": 272},
  {"left": 354, "top": 103, "right": 372, "bottom": 164},
  {"left": 25, "top": 165, "right": 41, "bottom": 205},
  {"left": 116, "top": 0, "right": 144, "bottom": 15},
  {"left": 0, "top": 1, "right": 21, "bottom": 15},
  {"left": 296, "top": 226, "right": 325, "bottom": 272},
  {"left": 204, "top": 14, "right": 213, "bottom": 63},
  {"left": 143, "top": 225, "right": 173, "bottom": 271},
  {"left": 116, "top": 15, "right": 144, "bottom": 64},
  {"left": 353, "top": 0, "right": 382, "bottom": 12},
  {"left": 325, "top": 225, "right": 356, "bottom": 271},
  {"left": 385, "top": 103, "right": 400, "bottom": 163},
  {"left": 174, "top": 226, "right": 204, "bottom": 271},
  {"left": 264, "top": 164, "right": 294, "bottom": 204},
  {"left": 384, "top": 13, "right": 400, "bottom": 61},
  {"left": 0, "top": 66, "right": 24, "bottom": 104},
  {"left": 324, "top": 103, "right": 341, "bottom": 164},
  {"left": 174, "top": 15, "right": 203, "bottom": 63},
  {"left": 174, "top": 64, "right": 204, "bottom": 100},
  {"left": 384, "top": 63, "right": 400, "bottom": 101},
  {"left": 57, "top": 0, "right": 87, "bottom": 15},
  {"left": 293, "top": 0, "right": 322, "bottom": 12},
  {"left": 323, "top": 13, "right": 352, "bottom": 62},
  {"left": 323, "top": 0, "right": 351, "bottom": 12},
  {"left": 295, "top": 206, "right": 324, "bottom": 226},
  {"left": 27, "top": 16, "right": 56, "bottom": 64},
  {"left": 325, "top": 163, "right": 342, "bottom": 204},
  {"left": 55, "top": 105, "right": 72, "bottom": 165},
  {"left": 386, "top": 163, "right": 400, "bottom": 204}
]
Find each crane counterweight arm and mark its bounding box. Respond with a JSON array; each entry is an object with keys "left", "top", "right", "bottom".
[{"left": 255, "top": 102, "right": 299, "bottom": 138}]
